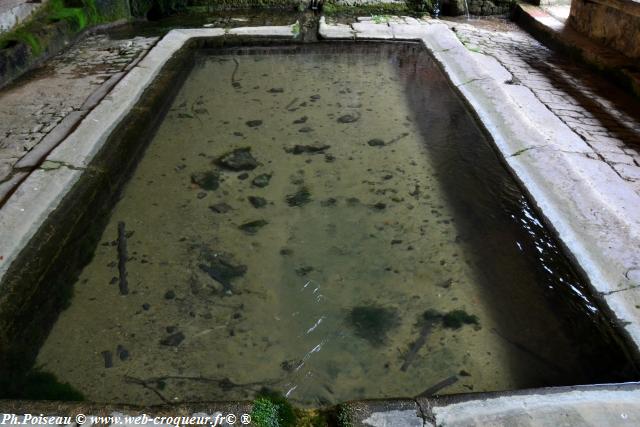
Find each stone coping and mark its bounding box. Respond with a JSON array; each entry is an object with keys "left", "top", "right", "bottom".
[{"left": 1, "top": 382, "right": 640, "bottom": 426}]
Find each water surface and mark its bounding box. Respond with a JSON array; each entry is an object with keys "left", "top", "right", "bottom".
[{"left": 35, "top": 43, "right": 636, "bottom": 406}]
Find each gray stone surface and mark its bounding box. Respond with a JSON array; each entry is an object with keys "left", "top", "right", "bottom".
[
  {"left": 430, "top": 386, "right": 640, "bottom": 426},
  {"left": 227, "top": 24, "right": 296, "bottom": 37},
  {"left": 0, "top": 0, "right": 46, "bottom": 33},
  {"left": 0, "top": 34, "right": 157, "bottom": 183}
]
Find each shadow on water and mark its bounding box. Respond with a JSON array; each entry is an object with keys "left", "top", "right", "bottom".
[{"left": 396, "top": 42, "right": 639, "bottom": 385}]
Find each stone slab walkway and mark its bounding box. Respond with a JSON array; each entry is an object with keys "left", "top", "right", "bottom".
[
  {"left": 444, "top": 17, "right": 640, "bottom": 195},
  {"left": 0, "top": 32, "right": 158, "bottom": 198}
]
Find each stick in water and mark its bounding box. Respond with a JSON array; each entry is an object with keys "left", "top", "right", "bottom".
[
  {"left": 417, "top": 375, "right": 459, "bottom": 397},
  {"left": 117, "top": 221, "right": 129, "bottom": 295}
]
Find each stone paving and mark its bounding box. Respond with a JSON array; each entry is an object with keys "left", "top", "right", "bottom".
[
  {"left": 0, "top": 32, "right": 158, "bottom": 187},
  {"left": 443, "top": 18, "right": 640, "bottom": 195}
]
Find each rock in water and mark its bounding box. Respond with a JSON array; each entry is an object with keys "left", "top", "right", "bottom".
[
  {"left": 191, "top": 171, "right": 220, "bottom": 191},
  {"left": 246, "top": 120, "right": 263, "bottom": 127},
  {"left": 239, "top": 220, "right": 268, "bottom": 234},
  {"left": 160, "top": 332, "right": 185, "bottom": 346},
  {"left": 286, "top": 187, "right": 312, "bottom": 207},
  {"left": 198, "top": 251, "right": 247, "bottom": 294},
  {"left": 216, "top": 148, "right": 258, "bottom": 171},
  {"left": 285, "top": 145, "right": 330, "bottom": 155},
  {"left": 248, "top": 196, "right": 267, "bottom": 208},
  {"left": 209, "top": 203, "right": 232, "bottom": 213},
  {"left": 337, "top": 113, "right": 360, "bottom": 124},
  {"left": 367, "top": 138, "right": 385, "bottom": 147},
  {"left": 252, "top": 173, "right": 272, "bottom": 188}
]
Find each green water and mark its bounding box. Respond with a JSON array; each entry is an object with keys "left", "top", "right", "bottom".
[{"left": 33, "top": 43, "right": 636, "bottom": 406}]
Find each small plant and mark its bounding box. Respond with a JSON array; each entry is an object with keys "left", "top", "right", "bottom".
[
  {"left": 371, "top": 14, "right": 391, "bottom": 24},
  {"left": 291, "top": 21, "right": 300, "bottom": 36},
  {"left": 251, "top": 390, "right": 296, "bottom": 427},
  {"left": 336, "top": 405, "right": 353, "bottom": 427}
]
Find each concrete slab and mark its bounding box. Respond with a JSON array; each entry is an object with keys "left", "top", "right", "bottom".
[
  {"left": 319, "top": 17, "right": 354, "bottom": 39},
  {"left": 430, "top": 386, "right": 640, "bottom": 426},
  {"left": 228, "top": 25, "right": 296, "bottom": 37},
  {"left": 352, "top": 22, "right": 394, "bottom": 39}
]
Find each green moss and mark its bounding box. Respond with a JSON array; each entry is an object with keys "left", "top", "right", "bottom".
[
  {"left": 0, "top": 370, "right": 85, "bottom": 401},
  {"left": 347, "top": 305, "right": 400, "bottom": 347},
  {"left": 335, "top": 405, "right": 353, "bottom": 427},
  {"left": 321, "top": 1, "right": 408, "bottom": 16},
  {"left": 251, "top": 390, "right": 296, "bottom": 427},
  {"left": 442, "top": 309, "right": 479, "bottom": 329}
]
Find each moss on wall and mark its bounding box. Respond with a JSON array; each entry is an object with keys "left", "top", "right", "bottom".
[
  {"left": 0, "top": 0, "right": 130, "bottom": 87},
  {"left": 322, "top": 1, "right": 409, "bottom": 16}
]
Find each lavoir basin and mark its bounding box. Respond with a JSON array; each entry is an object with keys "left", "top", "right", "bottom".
[{"left": 0, "top": 39, "right": 637, "bottom": 407}]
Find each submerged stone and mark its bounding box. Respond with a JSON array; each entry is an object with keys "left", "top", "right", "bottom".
[
  {"left": 191, "top": 171, "right": 220, "bottom": 191},
  {"left": 252, "top": 173, "right": 272, "bottom": 188},
  {"left": 160, "top": 332, "right": 185, "bottom": 346},
  {"left": 209, "top": 202, "right": 232, "bottom": 213},
  {"left": 321, "top": 197, "right": 337, "bottom": 207},
  {"left": 293, "top": 116, "right": 308, "bottom": 124},
  {"left": 347, "top": 305, "right": 400, "bottom": 347},
  {"left": 286, "top": 144, "right": 330, "bottom": 155},
  {"left": 367, "top": 138, "right": 385, "bottom": 147},
  {"left": 239, "top": 219, "right": 268, "bottom": 234},
  {"left": 337, "top": 113, "right": 360, "bottom": 124},
  {"left": 298, "top": 126, "right": 314, "bottom": 133},
  {"left": 216, "top": 147, "right": 258, "bottom": 171},
  {"left": 248, "top": 196, "right": 267, "bottom": 208},
  {"left": 286, "top": 187, "right": 312, "bottom": 207},
  {"left": 198, "top": 250, "right": 247, "bottom": 294},
  {"left": 246, "top": 120, "right": 263, "bottom": 128},
  {"left": 268, "top": 88, "right": 284, "bottom": 93}
]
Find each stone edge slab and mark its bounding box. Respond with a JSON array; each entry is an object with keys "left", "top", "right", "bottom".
[{"left": 0, "top": 26, "right": 298, "bottom": 281}]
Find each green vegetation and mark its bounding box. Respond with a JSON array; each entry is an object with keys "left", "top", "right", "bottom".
[
  {"left": 0, "top": 370, "right": 85, "bottom": 401},
  {"left": 347, "top": 305, "right": 400, "bottom": 347},
  {"left": 251, "top": 390, "right": 297, "bottom": 427},
  {"left": 0, "top": 0, "right": 110, "bottom": 55},
  {"left": 371, "top": 14, "right": 391, "bottom": 24},
  {"left": 421, "top": 308, "right": 479, "bottom": 329},
  {"left": 335, "top": 405, "right": 353, "bottom": 427},
  {"left": 292, "top": 21, "right": 300, "bottom": 35},
  {"left": 322, "top": 0, "right": 408, "bottom": 16},
  {"left": 442, "top": 309, "right": 479, "bottom": 329}
]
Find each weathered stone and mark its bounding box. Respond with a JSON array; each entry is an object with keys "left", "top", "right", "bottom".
[{"left": 216, "top": 148, "right": 258, "bottom": 171}]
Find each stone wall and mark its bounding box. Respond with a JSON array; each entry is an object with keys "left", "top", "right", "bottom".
[
  {"left": 569, "top": 0, "right": 640, "bottom": 59},
  {"left": 441, "top": 0, "right": 514, "bottom": 16},
  {"left": 0, "top": 0, "right": 48, "bottom": 34}
]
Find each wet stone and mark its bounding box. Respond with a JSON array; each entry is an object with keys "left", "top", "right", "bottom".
[
  {"left": 268, "top": 88, "right": 284, "bottom": 93},
  {"left": 239, "top": 219, "right": 268, "bottom": 234},
  {"left": 298, "top": 126, "right": 314, "bottom": 133},
  {"left": 142, "top": 303, "right": 150, "bottom": 311},
  {"left": 198, "top": 250, "right": 247, "bottom": 294},
  {"left": 252, "top": 173, "right": 272, "bottom": 188},
  {"left": 337, "top": 113, "right": 360, "bottom": 124},
  {"left": 321, "top": 197, "right": 337, "bottom": 207},
  {"left": 286, "top": 145, "right": 330, "bottom": 155},
  {"left": 164, "top": 290, "right": 176, "bottom": 300},
  {"left": 367, "top": 138, "right": 385, "bottom": 147},
  {"left": 293, "top": 116, "right": 308, "bottom": 124},
  {"left": 245, "top": 120, "right": 263, "bottom": 128},
  {"left": 191, "top": 171, "right": 220, "bottom": 191},
  {"left": 248, "top": 196, "right": 267, "bottom": 208},
  {"left": 286, "top": 187, "right": 312, "bottom": 207},
  {"left": 238, "top": 173, "right": 249, "bottom": 180},
  {"left": 372, "top": 202, "right": 387, "bottom": 210},
  {"left": 296, "top": 266, "right": 314, "bottom": 276},
  {"left": 216, "top": 147, "right": 258, "bottom": 171},
  {"left": 197, "top": 192, "right": 207, "bottom": 199},
  {"left": 210, "top": 202, "right": 232, "bottom": 214},
  {"left": 160, "top": 331, "right": 185, "bottom": 346},
  {"left": 117, "top": 345, "right": 129, "bottom": 361}
]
